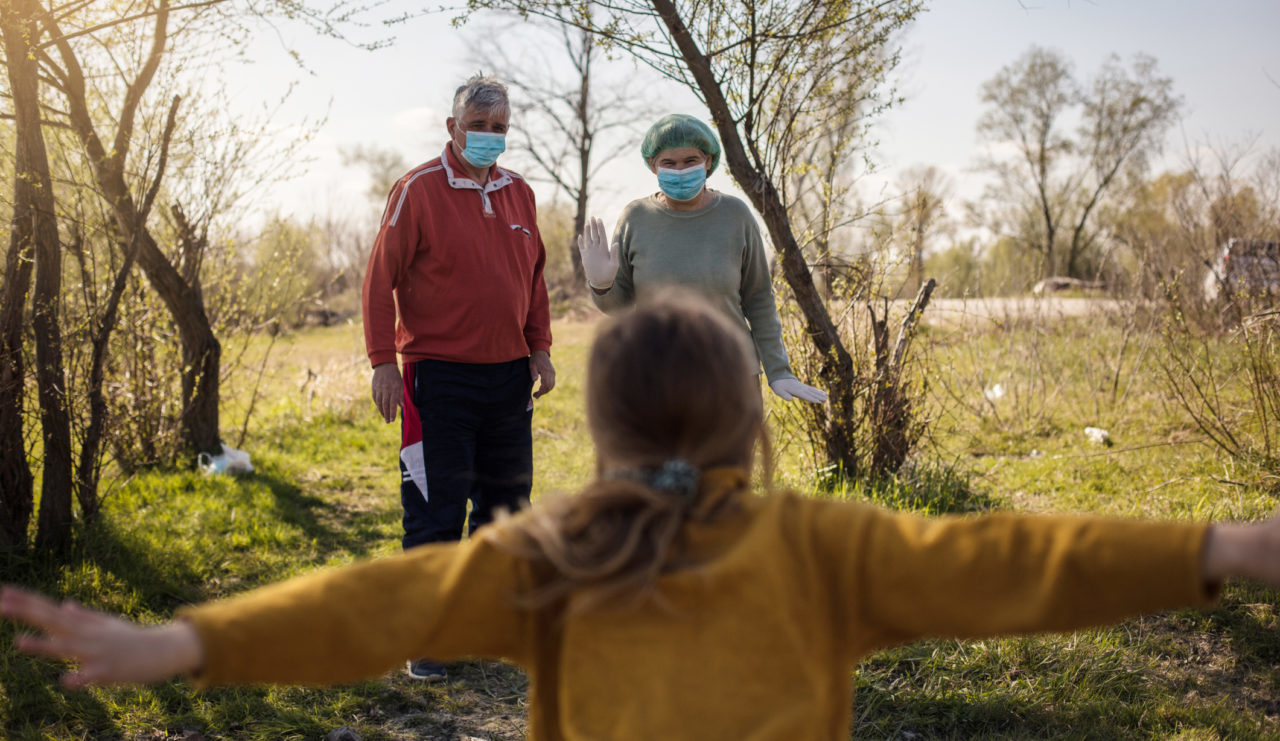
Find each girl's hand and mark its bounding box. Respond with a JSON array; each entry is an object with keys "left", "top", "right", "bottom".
[
  {"left": 1202, "top": 516, "right": 1280, "bottom": 590},
  {"left": 1, "top": 586, "right": 202, "bottom": 688},
  {"left": 577, "top": 217, "right": 620, "bottom": 290}
]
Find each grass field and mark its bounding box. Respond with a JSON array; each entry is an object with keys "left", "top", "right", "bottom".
[{"left": 2, "top": 305, "right": 1278, "bottom": 739}]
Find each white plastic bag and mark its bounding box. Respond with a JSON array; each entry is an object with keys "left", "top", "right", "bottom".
[{"left": 198, "top": 443, "right": 254, "bottom": 475}]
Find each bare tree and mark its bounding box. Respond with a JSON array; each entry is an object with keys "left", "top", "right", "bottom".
[
  {"left": 974, "top": 47, "right": 1075, "bottom": 281},
  {"left": 784, "top": 97, "right": 871, "bottom": 299},
  {"left": 0, "top": 0, "right": 379, "bottom": 550},
  {"left": 1067, "top": 54, "right": 1180, "bottom": 276},
  {"left": 896, "top": 165, "right": 951, "bottom": 295},
  {"left": 473, "top": 10, "right": 651, "bottom": 285},
  {"left": 341, "top": 144, "right": 411, "bottom": 205},
  {"left": 975, "top": 47, "right": 1180, "bottom": 280},
  {"left": 37, "top": 2, "right": 225, "bottom": 467}
]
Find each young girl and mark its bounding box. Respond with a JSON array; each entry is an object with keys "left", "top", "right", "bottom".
[{"left": 4, "top": 291, "right": 1279, "bottom": 740}]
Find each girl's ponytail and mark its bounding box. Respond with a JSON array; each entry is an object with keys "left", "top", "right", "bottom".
[{"left": 491, "top": 290, "right": 764, "bottom": 609}]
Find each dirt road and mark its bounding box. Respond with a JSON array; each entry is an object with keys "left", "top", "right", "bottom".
[{"left": 922, "top": 296, "right": 1122, "bottom": 327}]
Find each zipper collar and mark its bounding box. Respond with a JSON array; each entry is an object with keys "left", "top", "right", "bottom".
[{"left": 441, "top": 146, "right": 515, "bottom": 216}]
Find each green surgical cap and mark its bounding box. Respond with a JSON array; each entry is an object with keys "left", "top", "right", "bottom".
[{"left": 641, "top": 114, "right": 721, "bottom": 176}]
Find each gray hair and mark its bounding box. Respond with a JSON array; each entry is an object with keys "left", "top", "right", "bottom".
[{"left": 452, "top": 74, "right": 510, "bottom": 121}]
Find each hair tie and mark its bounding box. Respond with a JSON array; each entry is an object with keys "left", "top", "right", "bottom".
[{"left": 609, "top": 459, "right": 701, "bottom": 500}]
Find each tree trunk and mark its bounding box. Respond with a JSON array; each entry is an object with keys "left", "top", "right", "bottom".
[
  {"left": 2, "top": 1, "right": 75, "bottom": 551},
  {"left": 910, "top": 220, "right": 925, "bottom": 296},
  {"left": 1041, "top": 224, "right": 1056, "bottom": 281},
  {"left": 868, "top": 279, "right": 936, "bottom": 476},
  {"left": 568, "top": 26, "right": 593, "bottom": 284},
  {"left": 73, "top": 232, "right": 136, "bottom": 522},
  {"left": 1035, "top": 140, "right": 1057, "bottom": 280},
  {"left": 571, "top": 186, "right": 587, "bottom": 283},
  {"left": 909, "top": 189, "right": 925, "bottom": 295},
  {"left": 0, "top": 223, "right": 34, "bottom": 549},
  {"left": 31, "top": 187, "right": 75, "bottom": 551},
  {"left": 161, "top": 207, "right": 221, "bottom": 459},
  {"left": 570, "top": 57, "right": 588, "bottom": 284},
  {"left": 0, "top": 5, "right": 40, "bottom": 548}
]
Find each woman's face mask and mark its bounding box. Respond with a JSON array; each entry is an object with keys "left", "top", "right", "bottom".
[
  {"left": 657, "top": 163, "right": 707, "bottom": 202},
  {"left": 459, "top": 130, "right": 506, "bottom": 168}
]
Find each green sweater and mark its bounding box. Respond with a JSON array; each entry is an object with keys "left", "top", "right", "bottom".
[
  {"left": 182, "top": 468, "right": 1213, "bottom": 740},
  {"left": 591, "top": 193, "right": 795, "bottom": 382}
]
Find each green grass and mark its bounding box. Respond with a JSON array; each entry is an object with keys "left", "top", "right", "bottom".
[
  {"left": 2, "top": 310, "right": 1279, "bottom": 739},
  {"left": 836, "top": 312, "right": 1280, "bottom": 740}
]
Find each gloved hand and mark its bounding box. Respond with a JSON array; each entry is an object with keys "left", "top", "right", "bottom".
[
  {"left": 577, "top": 216, "right": 619, "bottom": 290},
  {"left": 770, "top": 378, "right": 828, "bottom": 403}
]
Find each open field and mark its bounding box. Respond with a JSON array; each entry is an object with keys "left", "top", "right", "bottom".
[{"left": 2, "top": 308, "right": 1278, "bottom": 740}]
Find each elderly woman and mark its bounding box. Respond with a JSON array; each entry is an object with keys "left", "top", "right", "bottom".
[{"left": 580, "top": 114, "right": 825, "bottom": 403}]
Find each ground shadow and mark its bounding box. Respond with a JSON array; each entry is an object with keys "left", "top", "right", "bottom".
[
  {"left": 0, "top": 639, "right": 125, "bottom": 740},
  {"left": 251, "top": 469, "right": 393, "bottom": 561}
]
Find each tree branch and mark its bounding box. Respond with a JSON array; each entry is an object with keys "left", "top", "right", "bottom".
[{"left": 35, "top": 0, "right": 228, "bottom": 49}]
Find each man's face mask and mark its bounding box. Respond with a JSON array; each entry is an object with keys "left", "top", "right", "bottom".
[
  {"left": 459, "top": 131, "right": 506, "bottom": 168},
  {"left": 656, "top": 163, "right": 707, "bottom": 202}
]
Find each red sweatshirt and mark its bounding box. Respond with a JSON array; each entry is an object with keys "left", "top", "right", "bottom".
[{"left": 362, "top": 146, "right": 552, "bottom": 367}]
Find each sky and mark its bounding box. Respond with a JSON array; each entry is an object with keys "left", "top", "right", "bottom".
[{"left": 220, "top": 0, "right": 1280, "bottom": 239}]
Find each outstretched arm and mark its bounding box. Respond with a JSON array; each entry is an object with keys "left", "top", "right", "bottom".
[
  {"left": 4, "top": 538, "right": 531, "bottom": 689},
  {"left": 821, "top": 499, "right": 1280, "bottom": 656}
]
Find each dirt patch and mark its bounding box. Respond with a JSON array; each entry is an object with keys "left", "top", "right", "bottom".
[
  {"left": 1136, "top": 608, "right": 1280, "bottom": 730},
  {"left": 375, "top": 662, "right": 529, "bottom": 741}
]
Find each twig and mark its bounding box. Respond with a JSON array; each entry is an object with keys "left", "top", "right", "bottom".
[
  {"left": 235, "top": 328, "right": 281, "bottom": 449},
  {"left": 1134, "top": 478, "right": 1182, "bottom": 497}
]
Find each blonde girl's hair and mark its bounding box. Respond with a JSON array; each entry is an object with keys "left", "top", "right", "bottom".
[{"left": 491, "top": 289, "right": 766, "bottom": 610}]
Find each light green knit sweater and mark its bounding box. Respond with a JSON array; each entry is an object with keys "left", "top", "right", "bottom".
[{"left": 591, "top": 193, "right": 795, "bottom": 382}]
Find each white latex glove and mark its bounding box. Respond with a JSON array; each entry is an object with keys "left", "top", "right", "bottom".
[
  {"left": 577, "top": 216, "right": 619, "bottom": 290},
  {"left": 770, "top": 378, "right": 828, "bottom": 403}
]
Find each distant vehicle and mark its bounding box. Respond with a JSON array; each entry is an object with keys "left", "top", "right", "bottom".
[
  {"left": 1203, "top": 239, "right": 1280, "bottom": 302},
  {"left": 1031, "top": 276, "right": 1106, "bottom": 295}
]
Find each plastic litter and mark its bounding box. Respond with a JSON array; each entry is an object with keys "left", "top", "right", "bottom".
[
  {"left": 1083, "top": 426, "right": 1112, "bottom": 447},
  {"left": 198, "top": 443, "right": 254, "bottom": 475}
]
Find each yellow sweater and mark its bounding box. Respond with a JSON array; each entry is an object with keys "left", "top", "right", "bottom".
[{"left": 181, "top": 469, "right": 1213, "bottom": 740}]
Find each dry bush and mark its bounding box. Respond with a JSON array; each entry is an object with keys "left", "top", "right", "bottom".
[
  {"left": 773, "top": 269, "right": 937, "bottom": 481},
  {"left": 1159, "top": 280, "right": 1280, "bottom": 479}
]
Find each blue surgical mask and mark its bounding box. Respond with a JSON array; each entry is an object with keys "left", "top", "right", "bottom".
[
  {"left": 657, "top": 164, "right": 707, "bottom": 202},
  {"left": 459, "top": 131, "right": 506, "bottom": 167}
]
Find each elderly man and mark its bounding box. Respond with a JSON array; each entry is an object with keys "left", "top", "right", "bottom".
[{"left": 361, "top": 75, "right": 554, "bottom": 682}]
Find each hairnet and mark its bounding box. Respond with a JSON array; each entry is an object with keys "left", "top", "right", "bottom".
[{"left": 640, "top": 114, "right": 721, "bottom": 176}]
